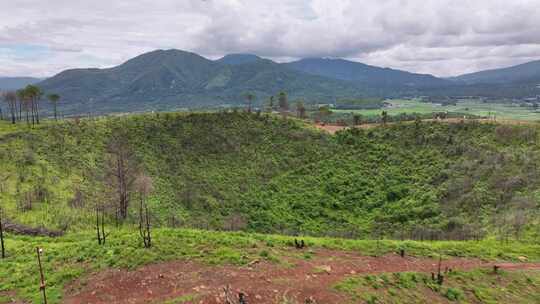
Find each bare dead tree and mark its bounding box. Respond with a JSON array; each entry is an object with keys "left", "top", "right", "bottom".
[
  {"left": 3, "top": 91, "right": 17, "bottom": 124},
  {"left": 0, "top": 207, "right": 5, "bottom": 258},
  {"left": 36, "top": 247, "right": 47, "bottom": 304},
  {"left": 135, "top": 173, "right": 153, "bottom": 248},
  {"left": 95, "top": 203, "right": 108, "bottom": 245},
  {"left": 436, "top": 253, "right": 444, "bottom": 285},
  {"left": 106, "top": 133, "right": 138, "bottom": 221}
]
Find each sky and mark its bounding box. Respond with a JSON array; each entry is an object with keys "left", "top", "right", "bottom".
[{"left": 1, "top": 0, "right": 540, "bottom": 78}]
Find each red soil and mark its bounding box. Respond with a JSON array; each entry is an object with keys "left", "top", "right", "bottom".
[
  {"left": 63, "top": 249, "right": 540, "bottom": 304},
  {"left": 314, "top": 118, "right": 537, "bottom": 134}
]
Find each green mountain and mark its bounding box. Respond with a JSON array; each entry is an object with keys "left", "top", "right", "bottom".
[
  {"left": 36, "top": 50, "right": 540, "bottom": 113},
  {"left": 284, "top": 58, "right": 450, "bottom": 88},
  {"left": 0, "top": 77, "right": 41, "bottom": 90},
  {"left": 1, "top": 113, "right": 538, "bottom": 240},
  {"left": 452, "top": 60, "right": 540, "bottom": 85},
  {"left": 217, "top": 53, "right": 263, "bottom": 65},
  {"left": 422, "top": 60, "right": 540, "bottom": 99},
  {"left": 38, "top": 50, "right": 366, "bottom": 114}
]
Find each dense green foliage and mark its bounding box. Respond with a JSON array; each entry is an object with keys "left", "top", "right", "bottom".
[{"left": 0, "top": 112, "right": 539, "bottom": 241}]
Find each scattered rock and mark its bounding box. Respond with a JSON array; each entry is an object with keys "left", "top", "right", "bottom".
[
  {"left": 248, "top": 259, "right": 260, "bottom": 267},
  {"left": 319, "top": 265, "right": 332, "bottom": 274}
]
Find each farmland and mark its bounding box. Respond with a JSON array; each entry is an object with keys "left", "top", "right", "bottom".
[{"left": 334, "top": 99, "right": 540, "bottom": 121}]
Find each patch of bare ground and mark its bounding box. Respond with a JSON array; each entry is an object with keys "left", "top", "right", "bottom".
[
  {"left": 314, "top": 118, "right": 539, "bottom": 134},
  {"left": 0, "top": 291, "right": 27, "bottom": 304},
  {"left": 63, "top": 248, "right": 540, "bottom": 304}
]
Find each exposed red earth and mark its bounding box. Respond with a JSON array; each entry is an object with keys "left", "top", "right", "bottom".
[
  {"left": 314, "top": 118, "right": 538, "bottom": 134},
  {"left": 63, "top": 249, "right": 540, "bottom": 304}
]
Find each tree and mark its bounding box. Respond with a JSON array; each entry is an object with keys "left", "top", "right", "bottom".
[
  {"left": 278, "top": 92, "right": 289, "bottom": 116},
  {"left": 244, "top": 93, "right": 255, "bottom": 113},
  {"left": 265, "top": 96, "right": 275, "bottom": 113},
  {"left": 135, "top": 173, "right": 153, "bottom": 248},
  {"left": 47, "top": 94, "right": 60, "bottom": 121},
  {"left": 16, "top": 89, "right": 29, "bottom": 124},
  {"left": 296, "top": 100, "right": 306, "bottom": 118},
  {"left": 95, "top": 200, "right": 108, "bottom": 245},
  {"left": 106, "top": 132, "right": 138, "bottom": 221},
  {"left": 3, "top": 91, "right": 17, "bottom": 124},
  {"left": 353, "top": 114, "right": 362, "bottom": 126},
  {"left": 0, "top": 207, "right": 5, "bottom": 258},
  {"left": 318, "top": 105, "right": 332, "bottom": 123},
  {"left": 381, "top": 110, "right": 388, "bottom": 125},
  {"left": 24, "top": 85, "right": 43, "bottom": 125}
]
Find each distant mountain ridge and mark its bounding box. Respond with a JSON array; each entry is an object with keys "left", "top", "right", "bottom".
[
  {"left": 452, "top": 60, "right": 540, "bottom": 85},
  {"left": 38, "top": 49, "right": 367, "bottom": 113},
  {"left": 0, "top": 77, "right": 41, "bottom": 90},
  {"left": 283, "top": 58, "right": 451, "bottom": 88},
  {"left": 35, "top": 49, "right": 540, "bottom": 114}
]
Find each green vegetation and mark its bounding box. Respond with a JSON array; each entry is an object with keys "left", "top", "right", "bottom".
[
  {"left": 1, "top": 229, "right": 539, "bottom": 303},
  {"left": 335, "top": 268, "right": 540, "bottom": 303},
  {"left": 1, "top": 112, "right": 540, "bottom": 303},
  {"left": 162, "top": 294, "right": 199, "bottom": 304},
  {"left": 334, "top": 97, "right": 384, "bottom": 109},
  {"left": 0, "top": 112, "right": 539, "bottom": 241},
  {"left": 37, "top": 50, "right": 367, "bottom": 114}
]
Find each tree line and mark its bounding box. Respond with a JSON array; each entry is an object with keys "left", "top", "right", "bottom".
[{"left": 1, "top": 85, "right": 61, "bottom": 125}]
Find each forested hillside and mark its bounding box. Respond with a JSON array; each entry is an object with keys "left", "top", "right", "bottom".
[
  {"left": 37, "top": 50, "right": 366, "bottom": 114},
  {"left": 0, "top": 113, "right": 538, "bottom": 241}
]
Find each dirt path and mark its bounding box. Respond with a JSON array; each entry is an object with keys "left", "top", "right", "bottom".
[
  {"left": 314, "top": 118, "right": 538, "bottom": 134},
  {"left": 63, "top": 249, "right": 540, "bottom": 304}
]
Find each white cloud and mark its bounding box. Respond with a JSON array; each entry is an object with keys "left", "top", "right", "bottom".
[{"left": 1, "top": 0, "right": 540, "bottom": 77}]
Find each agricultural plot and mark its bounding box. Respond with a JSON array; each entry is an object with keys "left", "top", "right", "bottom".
[{"left": 335, "top": 99, "right": 540, "bottom": 121}]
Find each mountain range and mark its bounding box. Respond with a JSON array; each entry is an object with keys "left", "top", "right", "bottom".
[
  {"left": 0, "top": 77, "right": 41, "bottom": 90},
  {"left": 452, "top": 60, "right": 540, "bottom": 85},
  {"left": 4, "top": 49, "right": 540, "bottom": 114},
  {"left": 37, "top": 50, "right": 371, "bottom": 113}
]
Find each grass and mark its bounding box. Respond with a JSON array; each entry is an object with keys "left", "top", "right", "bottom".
[
  {"left": 1, "top": 228, "right": 539, "bottom": 303},
  {"left": 335, "top": 268, "right": 540, "bottom": 303},
  {"left": 335, "top": 99, "right": 540, "bottom": 121}
]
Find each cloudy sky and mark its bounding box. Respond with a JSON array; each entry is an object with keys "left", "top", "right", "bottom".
[{"left": 1, "top": 0, "right": 540, "bottom": 78}]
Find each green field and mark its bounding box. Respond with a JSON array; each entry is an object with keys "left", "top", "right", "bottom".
[{"left": 335, "top": 99, "right": 540, "bottom": 121}]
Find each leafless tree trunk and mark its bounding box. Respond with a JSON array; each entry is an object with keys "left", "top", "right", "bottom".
[
  {"left": 3, "top": 92, "right": 17, "bottom": 124},
  {"left": 0, "top": 208, "right": 5, "bottom": 258},
  {"left": 36, "top": 247, "right": 47, "bottom": 304},
  {"left": 106, "top": 133, "right": 137, "bottom": 221},
  {"left": 136, "top": 173, "right": 153, "bottom": 248},
  {"left": 95, "top": 204, "right": 108, "bottom": 245}
]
